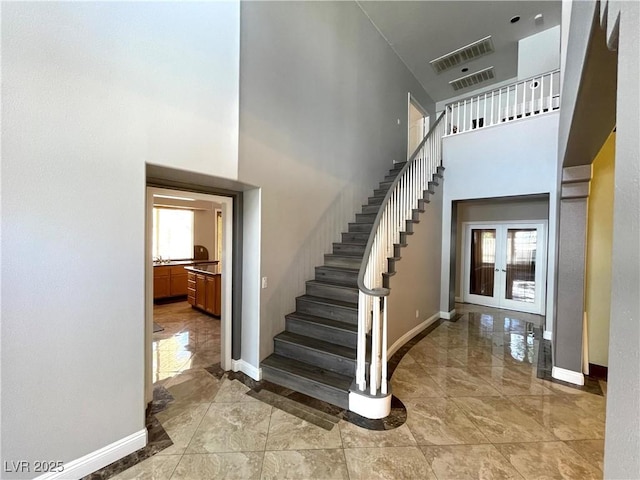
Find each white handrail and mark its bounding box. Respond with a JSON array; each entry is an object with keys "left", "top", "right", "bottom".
[
  {"left": 355, "top": 111, "right": 446, "bottom": 396},
  {"left": 444, "top": 69, "right": 561, "bottom": 136}
]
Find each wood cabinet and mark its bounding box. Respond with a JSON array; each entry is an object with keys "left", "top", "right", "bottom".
[
  {"left": 153, "top": 265, "right": 189, "bottom": 299},
  {"left": 153, "top": 268, "right": 170, "bottom": 299},
  {"left": 205, "top": 275, "right": 221, "bottom": 316},
  {"left": 187, "top": 270, "right": 220, "bottom": 316},
  {"left": 169, "top": 266, "right": 188, "bottom": 296}
]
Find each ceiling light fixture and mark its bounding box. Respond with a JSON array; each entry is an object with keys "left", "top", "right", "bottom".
[{"left": 510, "top": 15, "right": 521, "bottom": 23}]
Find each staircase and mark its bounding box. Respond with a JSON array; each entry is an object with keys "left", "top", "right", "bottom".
[{"left": 261, "top": 161, "right": 444, "bottom": 410}]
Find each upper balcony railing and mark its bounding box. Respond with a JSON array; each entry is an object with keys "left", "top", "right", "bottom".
[{"left": 444, "top": 69, "right": 560, "bottom": 136}]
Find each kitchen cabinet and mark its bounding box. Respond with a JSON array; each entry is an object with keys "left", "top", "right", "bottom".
[
  {"left": 153, "top": 267, "right": 170, "bottom": 299},
  {"left": 153, "top": 265, "right": 190, "bottom": 299},
  {"left": 186, "top": 265, "right": 221, "bottom": 317}
]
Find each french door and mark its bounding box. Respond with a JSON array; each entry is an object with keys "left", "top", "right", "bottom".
[{"left": 463, "top": 222, "right": 547, "bottom": 314}]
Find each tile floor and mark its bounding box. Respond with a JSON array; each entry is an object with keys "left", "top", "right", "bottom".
[{"left": 114, "top": 302, "right": 606, "bottom": 479}]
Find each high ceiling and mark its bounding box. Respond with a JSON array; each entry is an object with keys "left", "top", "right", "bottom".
[{"left": 358, "top": 1, "right": 562, "bottom": 102}]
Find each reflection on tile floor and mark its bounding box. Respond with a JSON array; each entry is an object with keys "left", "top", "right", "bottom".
[
  {"left": 112, "top": 303, "right": 606, "bottom": 479},
  {"left": 152, "top": 301, "right": 221, "bottom": 383}
]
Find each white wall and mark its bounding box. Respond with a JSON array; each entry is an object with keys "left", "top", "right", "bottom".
[
  {"left": 518, "top": 26, "right": 561, "bottom": 79},
  {"left": 1, "top": 1, "right": 240, "bottom": 476},
  {"left": 441, "top": 113, "right": 559, "bottom": 334},
  {"left": 237, "top": 1, "right": 435, "bottom": 362}
]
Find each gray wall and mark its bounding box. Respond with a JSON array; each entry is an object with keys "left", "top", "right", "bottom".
[
  {"left": 455, "top": 197, "right": 549, "bottom": 299},
  {"left": 1, "top": 1, "right": 240, "bottom": 475},
  {"left": 387, "top": 183, "right": 443, "bottom": 348},
  {"left": 237, "top": 1, "right": 435, "bottom": 361},
  {"left": 603, "top": 1, "right": 640, "bottom": 477},
  {"left": 557, "top": 0, "right": 597, "bottom": 166}
]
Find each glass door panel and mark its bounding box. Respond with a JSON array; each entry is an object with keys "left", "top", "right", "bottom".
[
  {"left": 469, "top": 229, "right": 496, "bottom": 297},
  {"left": 464, "top": 223, "right": 546, "bottom": 315},
  {"left": 505, "top": 229, "right": 537, "bottom": 303}
]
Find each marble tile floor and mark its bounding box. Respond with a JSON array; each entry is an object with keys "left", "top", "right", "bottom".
[
  {"left": 151, "top": 301, "right": 221, "bottom": 384},
  {"left": 108, "top": 303, "right": 606, "bottom": 479}
]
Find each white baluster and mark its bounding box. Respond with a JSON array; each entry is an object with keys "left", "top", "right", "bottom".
[
  {"left": 445, "top": 106, "right": 449, "bottom": 135},
  {"left": 381, "top": 296, "right": 388, "bottom": 395},
  {"left": 357, "top": 292, "right": 366, "bottom": 390},
  {"left": 370, "top": 295, "right": 380, "bottom": 395},
  {"left": 491, "top": 90, "right": 496, "bottom": 125},
  {"left": 463, "top": 99, "right": 467, "bottom": 133},
  {"left": 541, "top": 74, "right": 545, "bottom": 111}
]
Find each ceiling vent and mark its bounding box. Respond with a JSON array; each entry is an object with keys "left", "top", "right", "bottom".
[
  {"left": 449, "top": 66, "right": 495, "bottom": 91},
  {"left": 430, "top": 36, "right": 494, "bottom": 73}
]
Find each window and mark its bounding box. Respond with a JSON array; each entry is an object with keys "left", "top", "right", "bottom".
[{"left": 152, "top": 208, "right": 194, "bottom": 260}]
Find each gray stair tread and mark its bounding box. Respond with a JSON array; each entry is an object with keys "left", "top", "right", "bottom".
[
  {"left": 306, "top": 280, "right": 359, "bottom": 292},
  {"left": 316, "top": 265, "right": 359, "bottom": 273},
  {"left": 286, "top": 311, "right": 359, "bottom": 333},
  {"left": 262, "top": 354, "right": 353, "bottom": 391},
  {"left": 330, "top": 251, "right": 364, "bottom": 257},
  {"left": 325, "top": 253, "right": 363, "bottom": 259},
  {"left": 275, "top": 331, "right": 357, "bottom": 360},
  {"left": 298, "top": 294, "right": 357, "bottom": 309}
]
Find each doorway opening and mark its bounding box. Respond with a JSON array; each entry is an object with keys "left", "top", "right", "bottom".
[
  {"left": 408, "top": 94, "right": 429, "bottom": 158},
  {"left": 145, "top": 187, "right": 234, "bottom": 403},
  {"left": 461, "top": 221, "right": 547, "bottom": 314}
]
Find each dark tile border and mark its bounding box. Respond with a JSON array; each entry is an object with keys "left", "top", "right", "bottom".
[
  {"left": 536, "top": 338, "right": 604, "bottom": 396},
  {"left": 232, "top": 316, "right": 457, "bottom": 432},
  {"left": 82, "top": 385, "right": 175, "bottom": 479},
  {"left": 588, "top": 363, "right": 608, "bottom": 381}
]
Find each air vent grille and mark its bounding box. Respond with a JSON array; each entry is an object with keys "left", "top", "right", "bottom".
[
  {"left": 430, "top": 36, "right": 494, "bottom": 73},
  {"left": 449, "top": 67, "right": 495, "bottom": 91}
]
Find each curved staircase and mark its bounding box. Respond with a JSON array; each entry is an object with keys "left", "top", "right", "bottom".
[{"left": 261, "top": 161, "right": 444, "bottom": 410}]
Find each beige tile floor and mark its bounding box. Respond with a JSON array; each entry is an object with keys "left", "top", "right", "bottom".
[{"left": 116, "top": 302, "right": 606, "bottom": 479}]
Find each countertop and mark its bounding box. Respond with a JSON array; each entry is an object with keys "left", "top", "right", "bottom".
[
  {"left": 184, "top": 263, "right": 221, "bottom": 275},
  {"left": 153, "top": 260, "right": 219, "bottom": 267}
]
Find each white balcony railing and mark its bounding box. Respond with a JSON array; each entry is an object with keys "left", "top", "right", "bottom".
[{"left": 444, "top": 69, "right": 560, "bottom": 136}]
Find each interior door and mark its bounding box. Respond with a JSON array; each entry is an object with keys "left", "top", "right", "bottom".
[{"left": 464, "top": 223, "right": 547, "bottom": 314}]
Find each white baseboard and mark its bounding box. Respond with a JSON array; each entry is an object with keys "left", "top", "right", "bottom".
[
  {"left": 455, "top": 296, "right": 463, "bottom": 303},
  {"left": 552, "top": 366, "right": 585, "bottom": 386},
  {"left": 543, "top": 330, "right": 553, "bottom": 340},
  {"left": 34, "top": 429, "right": 147, "bottom": 480},
  {"left": 387, "top": 312, "right": 440, "bottom": 359},
  {"left": 232, "top": 359, "right": 262, "bottom": 381},
  {"left": 440, "top": 309, "right": 456, "bottom": 320}
]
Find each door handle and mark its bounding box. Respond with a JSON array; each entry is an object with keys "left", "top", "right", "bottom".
[
  {"left": 495, "top": 268, "right": 499, "bottom": 272},
  {"left": 501, "top": 269, "right": 506, "bottom": 272}
]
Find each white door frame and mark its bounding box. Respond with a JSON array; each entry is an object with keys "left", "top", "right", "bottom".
[
  {"left": 407, "top": 93, "right": 430, "bottom": 158},
  {"left": 145, "top": 187, "right": 233, "bottom": 403},
  {"left": 461, "top": 220, "right": 548, "bottom": 315}
]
